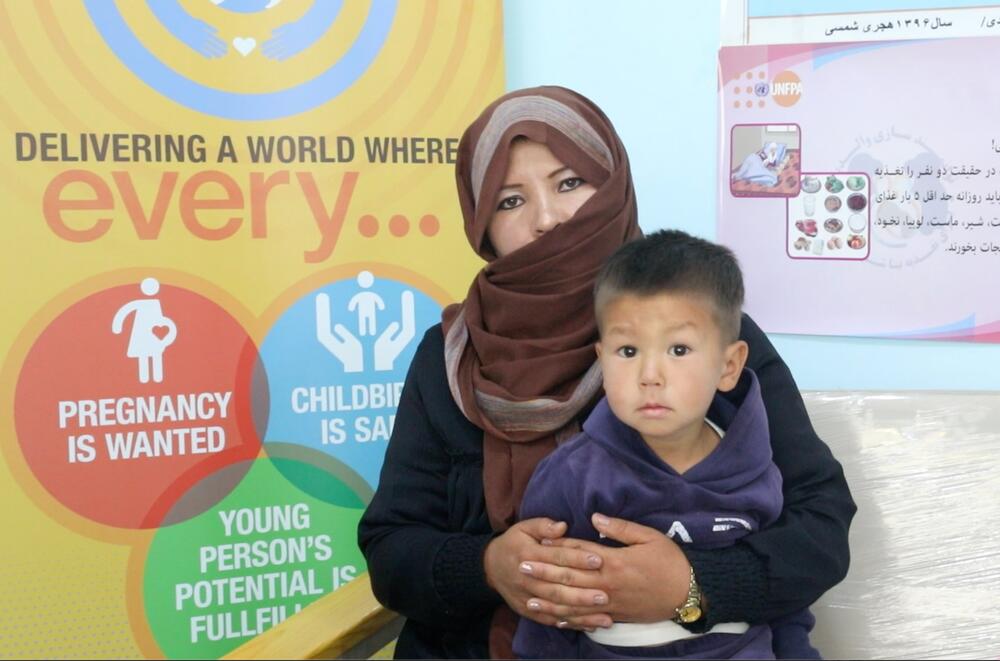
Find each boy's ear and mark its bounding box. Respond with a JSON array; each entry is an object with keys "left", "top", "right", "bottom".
[
  {"left": 594, "top": 341, "right": 603, "bottom": 359},
  {"left": 717, "top": 339, "right": 749, "bottom": 392}
]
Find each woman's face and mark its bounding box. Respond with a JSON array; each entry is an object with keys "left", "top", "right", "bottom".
[{"left": 486, "top": 139, "right": 597, "bottom": 257}]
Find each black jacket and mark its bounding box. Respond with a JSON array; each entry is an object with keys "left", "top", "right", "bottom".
[{"left": 358, "top": 315, "right": 856, "bottom": 659}]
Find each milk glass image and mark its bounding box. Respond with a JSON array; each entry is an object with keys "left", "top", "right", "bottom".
[{"left": 803, "top": 194, "right": 816, "bottom": 216}]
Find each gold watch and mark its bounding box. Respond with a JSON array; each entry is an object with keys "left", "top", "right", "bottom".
[{"left": 673, "top": 566, "right": 704, "bottom": 624}]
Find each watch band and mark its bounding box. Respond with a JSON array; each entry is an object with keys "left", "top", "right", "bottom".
[{"left": 673, "top": 566, "right": 704, "bottom": 624}]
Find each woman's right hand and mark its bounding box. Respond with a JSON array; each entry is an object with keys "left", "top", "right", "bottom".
[{"left": 483, "top": 517, "right": 613, "bottom": 631}]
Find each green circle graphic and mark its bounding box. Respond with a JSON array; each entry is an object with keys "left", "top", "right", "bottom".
[{"left": 143, "top": 457, "right": 367, "bottom": 658}]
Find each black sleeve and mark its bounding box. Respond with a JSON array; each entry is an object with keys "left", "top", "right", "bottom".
[
  {"left": 684, "top": 314, "right": 857, "bottom": 627},
  {"left": 357, "top": 327, "right": 502, "bottom": 628}
]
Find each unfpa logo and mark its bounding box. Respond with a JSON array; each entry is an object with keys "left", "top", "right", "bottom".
[{"left": 770, "top": 71, "right": 802, "bottom": 107}]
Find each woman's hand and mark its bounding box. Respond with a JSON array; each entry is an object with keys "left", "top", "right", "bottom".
[
  {"left": 483, "top": 517, "right": 613, "bottom": 631},
  {"left": 530, "top": 513, "right": 692, "bottom": 625}
]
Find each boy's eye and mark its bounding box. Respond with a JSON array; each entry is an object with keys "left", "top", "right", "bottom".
[
  {"left": 558, "top": 177, "right": 585, "bottom": 192},
  {"left": 616, "top": 346, "right": 637, "bottom": 358},
  {"left": 497, "top": 195, "right": 523, "bottom": 211},
  {"left": 669, "top": 345, "right": 690, "bottom": 357}
]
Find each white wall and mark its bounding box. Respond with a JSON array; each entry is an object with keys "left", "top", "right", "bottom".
[{"left": 503, "top": 0, "right": 1000, "bottom": 390}]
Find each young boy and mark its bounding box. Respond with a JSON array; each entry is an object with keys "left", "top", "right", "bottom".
[{"left": 511, "top": 230, "right": 816, "bottom": 659}]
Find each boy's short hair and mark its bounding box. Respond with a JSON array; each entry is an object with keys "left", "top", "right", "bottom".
[{"left": 594, "top": 229, "right": 745, "bottom": 342}]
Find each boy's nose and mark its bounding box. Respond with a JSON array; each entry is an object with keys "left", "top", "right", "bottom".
[{"left": 640, "top": 361, "right": 664, "bottom": 387}]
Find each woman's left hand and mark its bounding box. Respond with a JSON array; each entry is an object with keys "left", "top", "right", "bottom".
[{"left": 532, "top": 513, "right": 692, "bottom": 625}]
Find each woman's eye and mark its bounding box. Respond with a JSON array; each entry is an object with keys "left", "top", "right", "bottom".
[
  {"left": 558, "top": 177, "right": 585, "bottom": 192},
  {"left": 669, "top": 345, "right": 690, "bottom": 357},
  {"left": 617, "top": 346, "right": 637, "bottom": 358},
  {"left": 497, "top": 195, "right": 523, "bottom": 211}
]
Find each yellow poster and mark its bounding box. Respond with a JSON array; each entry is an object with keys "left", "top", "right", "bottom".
[{"left": 0, "top": 1, "right": 503, "bottom": 657}]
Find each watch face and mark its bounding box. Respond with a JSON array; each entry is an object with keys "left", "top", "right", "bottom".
[{"left": 678, "top": 605, "right": 703, "bottom": 623}]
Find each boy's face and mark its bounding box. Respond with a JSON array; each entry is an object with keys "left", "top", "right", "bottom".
[{"left": 596, "top": 292, "right": 747, "bottom": 450}]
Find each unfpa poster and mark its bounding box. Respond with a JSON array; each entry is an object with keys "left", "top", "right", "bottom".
[
  {"left": 719, "top": 35, "right": 1000, "bottom": 341},
  {"left": 0, "top": 2, "right": 503, "bottom": 658}
]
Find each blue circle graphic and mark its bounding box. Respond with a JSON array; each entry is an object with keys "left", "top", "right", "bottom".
[
  {"left": 259, "top": 273, "right": 441, "bottom": 489},
  {"left": 83, "top": 0, "right": 397, "bottom": 120}
]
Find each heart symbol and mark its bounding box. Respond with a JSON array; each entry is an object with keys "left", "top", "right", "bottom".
[
  {"left": 152, "top": 325, "right": 170, "bottom": 341},
  {"left": 233, "top": 37, "right": 256, "bottom": 57}
]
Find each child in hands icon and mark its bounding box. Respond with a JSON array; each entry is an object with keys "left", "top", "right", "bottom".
[
  {"left": 316, "top": 272, "right": 417, "bottom": 374},
  {"left": 112, "top": 278, "right": 177, "bottom": 384}
]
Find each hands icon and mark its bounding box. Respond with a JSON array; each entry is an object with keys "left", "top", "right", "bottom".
[
  {"left": 148, "top": 0, "right": 227, "bottom": 58},
  {"left": 315, "top": 293, "right": 363, "bottom": 373},
  {"left": 149, "top": 0, "right": 341, "bottom": 61},
  {"left": 316, "top": 289, "right": 416, "bottom": 373},
  {"left": 374, "top": 291, "right": 415, "bottom": 372},
  {"left": 262, "top": 0, "right": 342, "bottom": 61}
]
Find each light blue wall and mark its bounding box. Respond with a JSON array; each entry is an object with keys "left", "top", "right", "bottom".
[{"left": 502, "top": 0, "right": 1000, "bottom": 390}]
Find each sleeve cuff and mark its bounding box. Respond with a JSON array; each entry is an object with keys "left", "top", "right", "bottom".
[
  {"left": 683, "top": 544, "right": 768, "bottom": 632},
  {"left": 432, "top": 533, "right": 503, "bottom": 617}
]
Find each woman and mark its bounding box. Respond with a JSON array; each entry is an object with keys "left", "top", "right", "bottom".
[
  {"left": 731, "top": 141, "right": 781, "bottom": 185},
  {"left": 358, "top": 86, "right": 855, "bottom": 659}
]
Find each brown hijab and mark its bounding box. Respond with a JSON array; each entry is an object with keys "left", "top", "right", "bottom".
[
  {"left": 442, "top": 87, "right": 640, "bottom": 657},
  {"left": 445, "top": 86, "right": 640, "bottom": 527}
]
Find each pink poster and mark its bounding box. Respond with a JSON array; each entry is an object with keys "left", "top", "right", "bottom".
[{"left": 719, "top": 37, "right": 1000, "bottom": 342}]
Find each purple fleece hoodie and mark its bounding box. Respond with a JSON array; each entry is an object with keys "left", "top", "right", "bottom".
[{"left": 512, "top": 369, "right": 783, "bottom": 660}]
